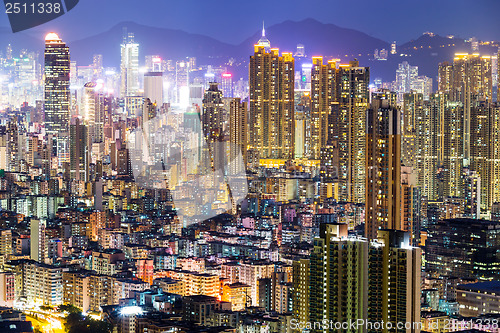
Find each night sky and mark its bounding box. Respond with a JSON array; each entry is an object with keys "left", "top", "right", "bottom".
[{"left": 0, "top": 0, "right": 499, "bottom": 44}]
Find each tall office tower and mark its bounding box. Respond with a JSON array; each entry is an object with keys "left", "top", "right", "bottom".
[
  {"left": 249, "top": 39, "right": 294, "bottom": 160},
  {"left": 470, "top": 102, "right": 500, "bottom": 211},
  {"left": 70, "top": 118, "right": 89, "bottom": 182},
  {"left": 309, "top": 223, "right": 368, "bottom": 330},
  {"left": 310, "top": 57, "right": 337, "bottom": 160},
  {"left": 175, "top": 61, "right": 190, "bottom": 106},
  {"left": 120, "top": 32, "right": 139, "bottom": 98},
  {"left": 401, "top": 166, "right": 422, "bottom": 246},
  {"left": 462, "top": 168, "right": 481, "bottom": 219},
  {"left": 337, "top": 61, "right": 370, "bottom": 203},
  {"left": 443, "top": 100, "right": 464, "bottom": 198},
  {"left": 44, "top": 33, "right": 70, "bottom": 135},
  {"left": 221, "top": 73, "right": 233, "bottom": 98},
  {"left": 92, "top": 54, "right": 103, "bottom": 79},
  {"left": 229, "top": 98, "right": 247, "bottom": 174},
  {"left": 402, "top": 92, "right": 423, "bottom": 168},
  {"left": 30, "top": 219, "right": 46, "bottom": 263},
  {"left": 395, "top": 61, "right": 418, "bottom": 103},
  {"left": 365, "top": 91, "right": 401, "bottom": 240},
  {"left": 144, "top": 72, "right": 163, "bottom": 106},
  {"left": 292, "top": 258, "right": 309, "bottom": 326}
]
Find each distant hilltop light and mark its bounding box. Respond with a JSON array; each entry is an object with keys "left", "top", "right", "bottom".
[{"left": 45, "top": 32, "right": 61, "bottom": 41}]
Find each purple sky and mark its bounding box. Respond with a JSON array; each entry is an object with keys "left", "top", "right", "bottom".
[{"left": 1, "top": 0, "right": 499, "bottom": 44}]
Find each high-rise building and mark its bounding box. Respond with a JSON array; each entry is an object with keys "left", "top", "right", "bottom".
[
  {"left": 92, "top": 54, "right": 103, "bottom": 79},
  {"left": 221, "top": 73, "right": 233, "bottom": 98},
  {"left": 309, "top": 224, "right": 421, "bottom": 332},
  {"left": 24, "top": 261, "right": 63, "bottom": 306},
  {"left": 374, "top": 230, "right": 421, "bottom": 330},
  {"left": 443, "top": 100, "right": 464, "bottom": 198},
  {"left": 365, "top": 91, "right": 401, "bottom": 240},
  {"left": 470, "top": 102, "right": 500, "bottom": 211},
  {"left": 229, "top": 98, "right": 247, "bottom": 174},
  {"left": 202, "top": 83, "right": 225, "bottom": 142},
  {"left": 426, "top": 218, "right": 500, "bottom": 280},
  {"left": 337, "top": 61, "right": 369, "bottom": 203},
  {"left": 310, "top": 57, "right": 337, "bottom": 160},
  {"left": 70, "top": 118, "right": 89, "bottom": 182},
  {"left": 249, "top": 33, "right": 295, "bottom": 160},
  {"left": 201, "top": 82, "right": 226, "bottom": 177},
  {"left": 402, "top": 92, "right": 422, "bottom": 169},
  {"left": 440, "top": 54, "right": 493, "bottom": 165},
  {"left": 438, "top": 61, "right": 453, "bottom": 93},
  {"left": 144, "top": 72, "right": 163, "bottom": 106},
  {"left": 30, "top": 219, "right": 46, "bottom": 263},
  {"left": 462, "top": 168, "right": 481, "bottom": 218},
  {"left": 401, "top": 166, "right": 422, "bottom": 246},
  {"left": 292, "top": 258, "right": 309, "bottom": 326},
  {"left": 120, "top": 32, "right": 139, "bottom": 98},
  {"left": 175, "top": 61, "right": 190, "bottom": 107},
  {"left": 44, "top": 33, "right": 70, "bottom": 135},
  {"left": 395, "top": 61, "right": 418, "bottom": 103}
]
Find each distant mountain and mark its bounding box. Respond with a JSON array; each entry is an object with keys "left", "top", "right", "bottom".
[
  {"left": 67, "top": 21, "right": 238, "bottom": 67},
  {"left": 238, "top": 18, "right": 389, "bottom": 59},
  {"left": 66, "top": 19, "right": 390, "bottom": 67}
]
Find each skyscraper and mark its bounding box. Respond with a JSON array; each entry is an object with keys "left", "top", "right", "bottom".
[
  {"left": 440, "top": 53, "right": 493, "bottom": 165},
  {"left": 30, "top": 219, "right": 46, "bottom": 263},
  {"left": 144, "top": 72, "right": 163, "bottom": 106},
  {"left": 365, "top": 91, "right": 401, "bottom": 240},
  {"left": 175, "top": 60, "right": 190, "bottom": 107},
  {"left": 310, "top": 57, "right": 337, "bottom": 160},
  {"left": 229, "top": 98, "right": 247, "bottom": 174},
  {"left": 70, "top": 118, "right": 89, "bottom": 182},
  {"left": 402, "top": 92, "right": 422, "bottom": 169},
  {"left": 249, "top": 34, "right": 295, "bottom": 160},
  {"left": 470, "top": 102, "right": 500, "bottom": 211},
  {"left": 337, "top": 61, "right": 369, "bottom": 203},
  {"left": 44, "top": 33, "right": 70, "bottom": 135},
  {"left": 443, "top": 100, "right": 464, "bottom": 198},
  {"left": 395, "top": 61, "right": 418, "bottom": 103},
  {"left": 120, "top": 32, "right": 139, "bottom": 98},
  {"left": 309, "top": 224, "right": 421, "bottom": 332},
  {"left": 401, "top": 166, "right": 422, "bottom": 246},
  {"left": 202, "top": 82, "right": 226, "bottom": 173},
  {"left": 221, "top": 73, "right": 233, "bottom": 98}
]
